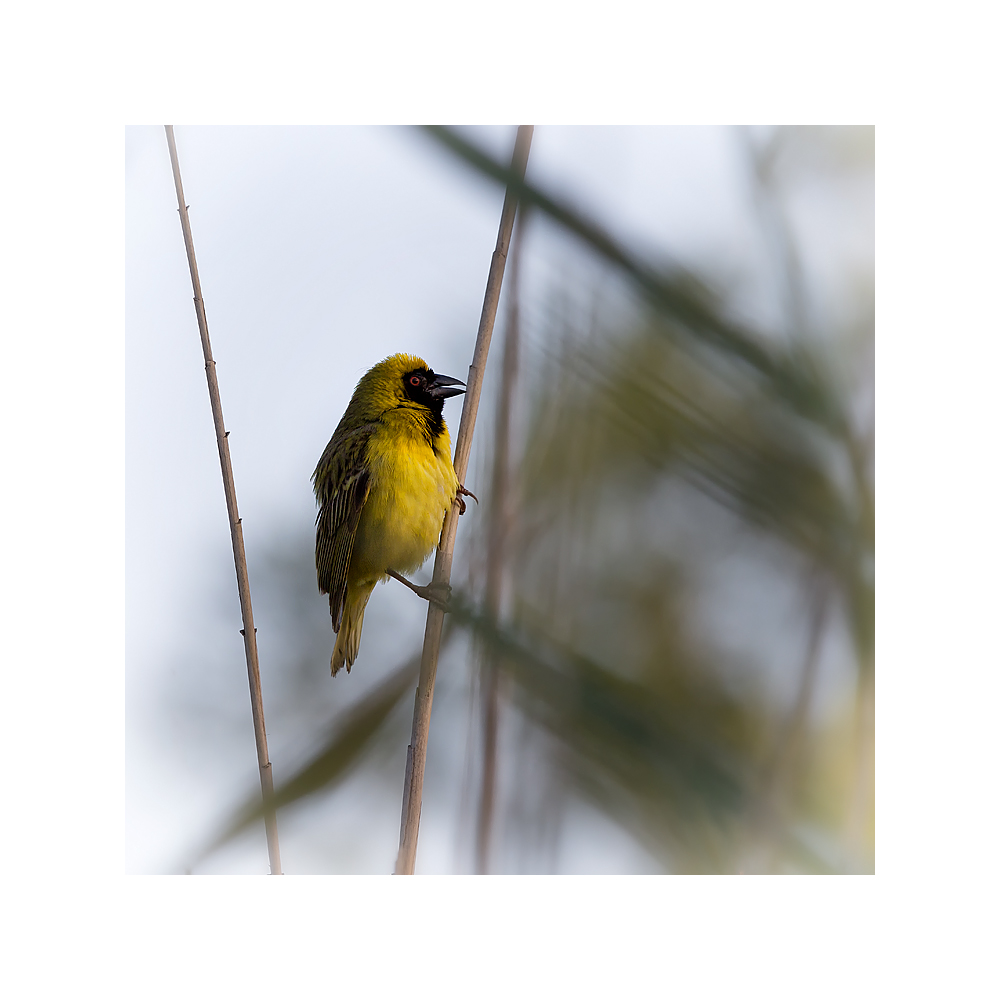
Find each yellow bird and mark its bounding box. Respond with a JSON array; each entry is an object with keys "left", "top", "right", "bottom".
[{"left": 312, "top": 353, "right": 471, "bottom": 676}]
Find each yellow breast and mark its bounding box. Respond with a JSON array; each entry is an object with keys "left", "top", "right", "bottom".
[{"left": 349, "top": 407, "right": 459, "bottom": 584}]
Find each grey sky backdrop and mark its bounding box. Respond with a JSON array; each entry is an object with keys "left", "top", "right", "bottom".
[{"left": 124, "top": 125, "right": 871, "bottom": 873}]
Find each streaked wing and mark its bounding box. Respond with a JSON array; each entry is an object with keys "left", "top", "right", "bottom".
[{"left": 312, "top": 422, "right": 375, "bottom": 631}]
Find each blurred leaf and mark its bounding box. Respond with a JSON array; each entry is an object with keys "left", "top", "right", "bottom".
[
  {"left": 419, "top": 125, "right": 849, "bottom": 434},
  {"left": 188, "top": 651, "right": 421, "bottom": 869},
  {"left": 466, "top": 256, "right": 872, "bottom": 868},
  {"left": 515, "top": 314, "right": 872, "bottom": 669},
  {"left": 449, "top": 595, "right": 762, "bottom": 871}
]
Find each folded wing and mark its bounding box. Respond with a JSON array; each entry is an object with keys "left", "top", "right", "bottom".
[{"left": 313, "top": 423, "right": 374, "bottom": 632}]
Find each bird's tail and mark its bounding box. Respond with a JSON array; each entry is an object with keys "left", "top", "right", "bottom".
[{"left": 331, "top": 581, "right": 376, "bottom": 676}]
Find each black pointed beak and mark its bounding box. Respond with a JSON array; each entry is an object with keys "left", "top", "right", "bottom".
[{"left": 427, "top": 373, "right": 466, "bottom": 399}]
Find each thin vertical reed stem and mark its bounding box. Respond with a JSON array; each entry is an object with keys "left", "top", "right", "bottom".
[
  {"left": 846, "top": 659, "right": 874, "bottom": 861},
  {"left": 474, "top": 209, "right": 527, "bottom": 874},
  {"left": 165, "top": 126, "right": 281, "bottom": 875},
  {"left": 743, "top": 574, "right": 830, "bottom": 871},
  {"left": 395, "top": 125, "right": 533, "bottom": 875}
]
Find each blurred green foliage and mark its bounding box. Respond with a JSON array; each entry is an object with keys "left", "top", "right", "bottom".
[{"left": 192, "top": 126, "right": 873, "bottom": 873}]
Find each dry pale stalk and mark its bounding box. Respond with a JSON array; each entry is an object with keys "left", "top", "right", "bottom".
[
  {"left": 742, "top": 575, "right": 830, "bottom": 872},
  {"left": 165, "top": 126, "right": 282, "bottom": 875},
  {"left": 846, "top": 660, "right": 874, "bottom": 862},
  {"left": 395, "top": 125, "right": 533, "bottom": 875},
  {"left": 474, "top": 208, "right": 527, "bottom": 874}
]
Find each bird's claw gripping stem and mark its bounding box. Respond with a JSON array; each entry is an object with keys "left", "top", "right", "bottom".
[
  {"left": 386, "top": 569, "right": 452, "bottom": 611},
  {"left": 455, "top": 484, "right": 479, "bottom": 515}
]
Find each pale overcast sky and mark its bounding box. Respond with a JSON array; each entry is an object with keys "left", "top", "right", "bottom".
[{"left": 124, "top": 125, "right": 870, "bottom": 873}]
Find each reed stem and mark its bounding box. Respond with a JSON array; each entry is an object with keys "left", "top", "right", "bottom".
[
  {"left": 165, "top": 126, "right": 281, "bottom": 875},
  {"left": 395, "top": 126, "right": 533, "bottom": 875}
]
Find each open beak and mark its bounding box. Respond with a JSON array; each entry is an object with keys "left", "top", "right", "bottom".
[{"left": 427, "top": 372, "right": 466, "bottom": 399}]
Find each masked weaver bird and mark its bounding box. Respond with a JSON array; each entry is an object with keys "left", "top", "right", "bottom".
[{"left": 312, "top": 353, "right": 473, "bottom": 676}]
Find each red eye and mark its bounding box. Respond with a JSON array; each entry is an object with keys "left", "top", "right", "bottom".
[{"left": 410, "top": 376, "right": 421, "bottom": 386}]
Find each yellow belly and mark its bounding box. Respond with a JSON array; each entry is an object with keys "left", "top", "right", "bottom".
[{"left": 349, "top": 410, "right": 459, "bottom": 585}]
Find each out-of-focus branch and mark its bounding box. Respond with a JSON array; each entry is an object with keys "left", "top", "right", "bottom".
[
  {"left": 740, "top": 128, "right": 873, "bottom": 868},
  {"left": 743, "top": 127, "right": 809, "bottom": 341},
  {"left": 742, "top": 574, "right": 831, "bottom": 872},
  {"left": 475, "top": 208, "right": 528, "bottom": 874},
  {"left": 846, "top": 650, "right": 875, "bottom": 862}
]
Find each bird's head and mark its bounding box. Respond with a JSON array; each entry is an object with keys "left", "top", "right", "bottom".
[{"left": 353, "top": 353, "right": 466, "bottom": 419}]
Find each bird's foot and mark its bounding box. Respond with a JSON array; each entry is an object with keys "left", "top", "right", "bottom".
[
  {"left": 455, "top": 484, "right": 479, "bottom": 515},
  {"left": 386, "top": 570, "right": 452, "bottom": 611}
]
